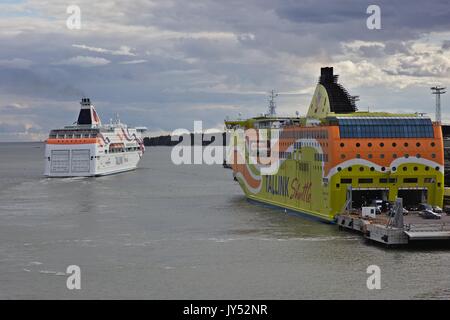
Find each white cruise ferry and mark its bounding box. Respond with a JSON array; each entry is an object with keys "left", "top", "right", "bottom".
[{"left": 44, "top": 98, "right": 146, "bottom": 177}]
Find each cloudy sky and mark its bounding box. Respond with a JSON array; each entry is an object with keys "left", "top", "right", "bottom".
[{"left": 0, "top": 0, "right": 449, "bottom": 141}]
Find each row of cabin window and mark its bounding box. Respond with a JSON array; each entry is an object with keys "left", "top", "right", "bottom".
[
  {"left": 50, "top": 133, "right": 98, "bottom": 139},
  {"left": 337, "top": 165, "right": 440, "bottom": 172},
  {"left": 280, "top": 130, "right": 328, "bottom": 140},
  {"left": 339, "top": 177, "right": 437, "bottom": 184},
  {"left": 341, "top": 153, "right": 437, "bottom": 159},
  {"left": 107, "top": 146, "right": 140, "bottom": 154},
  {"left": 279, "top": 151, "right": 328, "bottom": 162},
  {"left": 278, "top": 141, "right": 328, "bottom": 148},
  {"left": 293, "top": 141, "right": 328, "bottom": 148},
  {"left": 339, "top": 141, "right": 436, "bottom": 148},
  {"left": 339, "top": 124, "right": 434, "bottom": 138}
]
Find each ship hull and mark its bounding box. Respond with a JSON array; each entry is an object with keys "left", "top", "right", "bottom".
[
  {"left": 44, "top": 142, "right": 143, "bottom": 177},
  {"left": 230, "top": 123, "right": 444, "bottom": 222},
  {"left": 246, "top": 195, "right": 335, "bottom": 224}
]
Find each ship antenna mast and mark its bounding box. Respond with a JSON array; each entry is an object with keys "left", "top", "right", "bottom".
[
  {"left": 431, "top": 85, "right": 446, "bottom": 123},
  {"left": 268, "top": 90, "right": 278, "bottom": 117},
  {"left": 114, "top": 112, "right": 121, "bottom": 125}
]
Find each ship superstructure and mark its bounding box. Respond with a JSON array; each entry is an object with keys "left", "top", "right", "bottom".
[
  {"left": 226, "top": 68, "right": 444, "bottom": 222},
  {"left": 44, "top": 98, "right": 145, "bottom": 177}
]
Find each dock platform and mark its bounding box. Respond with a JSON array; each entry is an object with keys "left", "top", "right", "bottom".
[{"left": 336, "top": 212, "right": 450, "bottom": 246}]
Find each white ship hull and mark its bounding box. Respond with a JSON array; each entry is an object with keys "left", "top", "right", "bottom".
[{"left": 44, "top": 143, "right": 143, "bottom": 177}]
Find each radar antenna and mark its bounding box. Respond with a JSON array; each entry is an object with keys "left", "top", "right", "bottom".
[
  {"left": 267, "top": 90, "right": 278, "bottom": 116},
  {"left": 431, "top": 86, "right": 446, "bottom": 123}
]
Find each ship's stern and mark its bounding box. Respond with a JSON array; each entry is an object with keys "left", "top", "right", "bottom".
[{"left": 44, "top": 140, "right": 98, "bottom": 177}]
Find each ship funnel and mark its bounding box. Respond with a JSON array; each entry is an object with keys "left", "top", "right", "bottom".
[
  {"left": 77, "top": 98, "right": 102, "bottom": 126},
  {"left": 320, "top": 67, "right": 334, "bottom": 81},
  {"left": 307, "top": 67, "right": 357, "bottom": 118},
  {"left": 81, "top": 98, "right": 91, "bottom": 106}
]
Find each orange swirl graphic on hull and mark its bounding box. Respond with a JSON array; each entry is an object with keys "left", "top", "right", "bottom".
[{"left": 232, "top": 150, "right": 262, "bottom": 194}]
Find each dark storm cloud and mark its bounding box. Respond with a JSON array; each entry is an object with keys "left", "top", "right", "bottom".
[
  {"left": 0, "top": 0, "right": 449, "bottom": 140},
  {"left": 0, "top": 67, "right": 85, "bottom": 99},
  {"left": 275, "top": 0, "right": 450, "bottom": 41}
]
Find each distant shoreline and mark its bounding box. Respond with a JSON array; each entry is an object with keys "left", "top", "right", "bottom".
[{"left": 143, "top": 133, "right": 227, "bottom": 146}]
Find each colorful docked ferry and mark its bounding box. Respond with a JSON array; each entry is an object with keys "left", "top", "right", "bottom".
[
  {"left": 225, "top": 67, "right": 444, "bottom": 222},
  {"left": 44, "top": 98, "right": 146, "bottom": 177}
]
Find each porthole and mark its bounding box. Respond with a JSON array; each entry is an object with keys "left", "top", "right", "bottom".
[
  {"left": 404, "top": 142, "right": 409, "bottom": 147},
  {"left": 337, "top": 167, "right": 342, "bottom": 172},
  {"left": 348, "top": 167, "right": 352, "bottom": 172},
  {"left": 341, "top": 154, "right": 346, "bottom": 159},
  {"left": 403, "top": 167, "right": 407, "bottom": 171},
  {"left": 370, "top": 167, "right": 375, "bottom": 171},
  {"left": 416, "top": 142, "right": 421, "bottom": 147},
  {"left": 356, "top": 143, "right": 360, "bottom": 147},
  {"left": 380, "top": 142, "right": 384, "bottom": 147},
  {"left": 368, "top": 143, "right": 372, "bottom": 147},
  {"left": 414, "top": 167, "right": 418, "bottom": 171},
  {"left": 392, "top": 142, "right": 397, "bottom": 147},
  {"left": 425, "top": 166, "right": 430, "bottom": 171},
  {"left": 359, "top": 167, "right": 364, "bottom": 172},
  {"left": 431, "top": 142, "right": 435, "bottom": 147},
  {"left": 392, "top": 167, "right": 396, "bottom": 171},
  {"left": 340, "top": 143, "right": 344, "bottom": 147},
  {"left": 436, "top": 166, "right": 440, "bottom": 171},
  {"left": 381, "top": 167, "right": 385, "bottom": 172}
]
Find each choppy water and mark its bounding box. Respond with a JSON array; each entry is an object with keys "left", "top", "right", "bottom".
[{"left": 0, "top": 142, "right": 449, "bottom": 299}]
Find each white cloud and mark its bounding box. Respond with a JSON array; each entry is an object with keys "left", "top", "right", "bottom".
[
  {"left": 72, "top": 44, "right": 136, "bottom": 56},
  {"left": 53, "top": 56, "right": 111, "bottom": 67},
  {"left": 119, "top": 59, "right": 147, "bottom": 64}
]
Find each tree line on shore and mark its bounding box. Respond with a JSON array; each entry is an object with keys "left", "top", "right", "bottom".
[{"left": 143, "top": 133, "right": 227, "bottom": 146}]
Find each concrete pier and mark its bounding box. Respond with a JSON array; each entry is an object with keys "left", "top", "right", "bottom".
[{"left": 336, "top": 212, "right": 450, "bottom": 246}]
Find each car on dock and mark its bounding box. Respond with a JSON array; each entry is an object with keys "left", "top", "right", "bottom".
[
  {"left": 432, "top": 206, "right": 443, "bottom": 214},
  {"left": 418, "top": 203, "right": 441, "bottom": 219}
]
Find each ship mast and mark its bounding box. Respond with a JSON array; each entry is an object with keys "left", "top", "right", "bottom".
[{"left": 267, "top": 90, "right": 278, "bottom": 117}]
